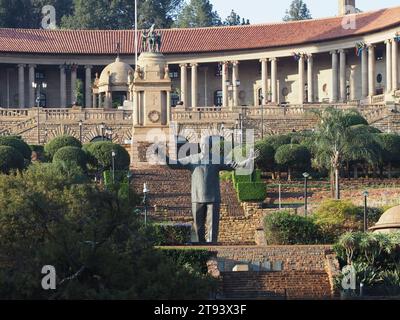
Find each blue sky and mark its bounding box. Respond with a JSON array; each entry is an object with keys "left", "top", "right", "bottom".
[{"left": 212, "top": 0, "right": 400, "bottom": 23}]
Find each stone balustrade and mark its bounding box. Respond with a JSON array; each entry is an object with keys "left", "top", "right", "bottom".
[{"left": 0, "top": 103, "right": 397, "bottom": 145}]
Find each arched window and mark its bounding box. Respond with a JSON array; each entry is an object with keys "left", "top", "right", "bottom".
[{"left": 214, "top": 90, "right": 223, "bottom": 106}]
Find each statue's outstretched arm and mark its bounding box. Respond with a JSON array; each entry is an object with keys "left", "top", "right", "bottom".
[{"left": 220, "top": 148, "right": 260, "bottom": 171}]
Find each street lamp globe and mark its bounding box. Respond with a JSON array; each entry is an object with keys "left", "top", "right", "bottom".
[
  {"left": 143, "top": 183, "right": 149, "bottom": 194},
  {"left": 363, "top": 190, "right": 369, "bottom": 197},
  {"left": 303, "top": 172, "right": 310, "bottom": 179}
]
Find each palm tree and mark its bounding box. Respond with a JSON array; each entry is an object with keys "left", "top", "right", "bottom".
[{"left": 313, "top": 108, "right": 380, "bottom": 199}]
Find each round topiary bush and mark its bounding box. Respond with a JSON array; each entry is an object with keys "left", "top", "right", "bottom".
[
  {"left": 84, "top": 141, "right": 130, "bottom": 171},
  {"left": 275, "top": 144, "right": 311, "bottom": 180},
  {"left": 53, "top": 146, "right": 87, "bottom": 169},
  {"left": 0, "top": 136, "right": 32, "bottom": 160},
  {"left": 45, "top": 135, "right": 82, "bottom": 159},
  {"left": 0, "top": 146, "right": 25, "bottom": 173}
]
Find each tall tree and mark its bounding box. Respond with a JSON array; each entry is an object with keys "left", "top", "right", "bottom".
[
  {"left": 283, "top": 0, "right": 312, "bottom": 22},
  {"left": 0, "top": 0, "right": 73, "bottom": 29},
  {"left": 224, "top": 9, "right": 250, "bottom": 26},
  {"left": 138, "top": 0, "right": 183, "bottom": 29},
  {"left": 61, "top": 0, "right": 130, "bottom": 30},
  {"left": 0, "top": 0, "right": 35, "bottom": 28},
  {"left": 61, "top": 0, "right": 182, "bottom": 30},
  {"left": 174, "top": 0, "right": 221, "bottom": 28},
  {"left": 313, "top": 108, "right": 378, "bottom": 200}
]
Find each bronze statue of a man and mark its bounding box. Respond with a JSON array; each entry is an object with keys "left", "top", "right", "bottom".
[{"left": 157, "top": 136, "right": 258, "bottom": 244}]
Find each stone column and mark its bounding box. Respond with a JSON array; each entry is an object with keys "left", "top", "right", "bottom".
[
  {"left": 392, "top": 39, "right": 398, "bottom": 91},
  {"left": 60, "top": 65, "right": 67, "bottom": 108},
  {"left": 71, "top": 65, "right": 77, "bottom": 104},
  {"left": 202, "top": 67, "right": 208, "bottom": 107},
  {"left": 270, "top": 58, "right": 278, "bottom": 104},
  {"left": 190, "top": 63, "right": 198, "bottom": 109},
  {"left": 385, "top": 40, "right": 392, "bottom": 93},
  {"left": 105, "top": 91, "right": 112, "bottom": 109},
  {"left": 18, "top": 64, "right": 25, "bottom": 108},
  {"left": 180, "top": 64, "right": 188, "bottom": 109},
  {"left": 339, "top": 49, "right": 347, "bottom": 102},
  {"left": 166, "top": 90, "right": 171, "bottom": 124},
  {"left": 85, "top": 65, "right": 92, "bottom": 108},
  {"left": 133, "top": 91, "right": 139, "bottom": 126},
  {"left": 92, "top": 93, "right": 97, "bottom": 108},
  {"left": 368, "top": 44, "right": 376, "bottom": 97},
  {"left": 298, "top": 55, "right": 305, "bottom": 104},
  {"left": 361, "top": 48, "right": 368, "bottom": 98},
  {"left": 331, "top": 50, "right": 339, "bottom": 103},
  {"left": 222, "top": 61, "right": 229, "bottom": 108},
  {"left": 28, "top": 64, "right": 36, "bottom": 107},
  {"left": 349, "top": 66, "right": 356, "bottom": 101},
  {"left": 232, "top": 61, "right": 240, "bottom": 109},
  {"left": 307, "top": 55, "right": 313, "bottom": 103},
  {"left": 260, "top": 58, "right": 268, "bottom": 105}
]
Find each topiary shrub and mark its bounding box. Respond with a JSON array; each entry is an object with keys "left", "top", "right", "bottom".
[
  {"left": 236, "top": 182, "right": 266, "bottom": 202},
  {"left": 264, "top": 210, "right": 324, "bottom": 245},
  {"left": 0, "top": 146, "right": 25, "bottom": 174},
  {"left": 255, "top": 140, "right": 275, "bottom": 172},
  {"left": 53, "top": 146, "right": 87, "bottom": 170},
  {"left": 84, "top": 141, "right": 130, "bottom": 171},
  {"left": 44, "top": 135, "right": 82, "bottom": 160},
  {"left": 274, "top": 144, "right": 311, "bottom": 180},
  {"left": 0, "top": 136, "right": 31, "bottom": 160}
]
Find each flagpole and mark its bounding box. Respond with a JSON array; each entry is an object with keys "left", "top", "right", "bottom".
[{"left": 135, "top": 0, "right": 138, "bottom": 69}]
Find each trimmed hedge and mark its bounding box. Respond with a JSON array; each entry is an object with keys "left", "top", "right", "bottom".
[
  {"left": 233, "top": 169, "right": 266, "bottom": 202},
  {"left": 233, "top": 169, "right": 261, "bottom": 186},
  {"left": 0, "top": 136, "right": 31, "bottom": 160},
  {"left": 53, "top": 146, "right": 87, "bottom": 169},
  {"left": 264, "top": 210, "right": 324, "bottom": 245},
  {"left": 0, "top": 146, "right": 25, "bottom": 173},
  {"left": 236, "top": 182, "right": 266, "bottom": 202},
  {"left": 159, "top": 248, "right": 216, "bottom": 274},
  {"left": 84, "top": 141, "right": 130, "bottom": 171},
  {"left": 45, "top": 135, "right": 82, "bottom": 159},
  {"left": 153, "top": 223, "right": 192, "bottom": 246}
]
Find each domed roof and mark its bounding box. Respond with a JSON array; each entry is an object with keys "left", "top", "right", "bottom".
[
  {"left": 98, "top": 57, "right": 134, "bottom": 87},
  {"left": 370, "top": 205, "right": 400, "bottom": 233}
]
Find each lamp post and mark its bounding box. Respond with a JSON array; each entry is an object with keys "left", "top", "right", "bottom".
[
  {"left": 111, "top": 150, "right": 116, "bottom": 183},
  {"left": 303, "top": 172, "right": 310, "bottom": 217},
  {"left": 32, "top": 81, "right": 47, "bottom": 108},
  {"left": 79, "top": 120, "right": 83, "bottom": 143},
  {"left": 143, "top": 183, "right": 149, "bottom": 226},
  {"left": 260, "top": 94, "right": 264, "bottom": 139},
  {"left": 363, "top": 190, "right": 369, "bottom": 232}
]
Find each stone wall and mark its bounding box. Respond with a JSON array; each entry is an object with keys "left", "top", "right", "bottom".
[
  {"left": 221, "top": 271, "right": 333, "bottom": 299},
  {"left": 199, "top": 245, "right": 334, "bottom": 272}
]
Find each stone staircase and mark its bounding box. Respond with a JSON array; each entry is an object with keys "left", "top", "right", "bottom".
[
  {"left": 131, "top": 165, "right": 245, "bottom": 219},
  {"left": 221, "top": 271, "right": 332, "bottom": 300}
]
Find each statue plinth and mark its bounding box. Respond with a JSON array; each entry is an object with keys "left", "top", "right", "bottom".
[{"left": 131, "top": 52, "right": 173, "bottom": 166}]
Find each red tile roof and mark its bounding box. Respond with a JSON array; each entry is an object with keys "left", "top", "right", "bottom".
[{"left": 0, "top": 7, "right": 400, "bottom": 55}]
